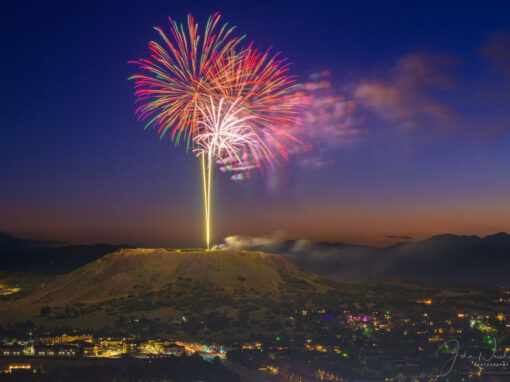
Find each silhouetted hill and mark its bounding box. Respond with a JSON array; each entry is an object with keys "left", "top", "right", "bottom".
[
  {"left": 381, "top": 232, "right": 510, "bottom": 286},
  {"left": 0, "top": 231, "right": 57, "bottom": 252},
  {"left": 0, "top": 231, "right": 132, "bottom": 273}
]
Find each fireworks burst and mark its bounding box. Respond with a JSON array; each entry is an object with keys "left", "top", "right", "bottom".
[
  {"left": 207, "top": 45, "right": 304, "bottom": 168},
  {"left": 130, "top": 13, "right": 304, "bottom": 249}
]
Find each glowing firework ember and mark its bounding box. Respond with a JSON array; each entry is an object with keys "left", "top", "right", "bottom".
[
  {"left": 194, "top": 98, "right": 263, "bottom": 166},
  {"left": 130, "top": 13, "right": 304, "bottom": 249}
]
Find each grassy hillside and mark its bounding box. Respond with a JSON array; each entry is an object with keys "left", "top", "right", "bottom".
[
  {"left": 0, "top": 249, "right": 331, "bottom": 339},
  {"left": 1, "top": 248, "right": 508, "bottom": 341},
  {"left": 18, "top": 248, "right": 327, "bottom": 303}
]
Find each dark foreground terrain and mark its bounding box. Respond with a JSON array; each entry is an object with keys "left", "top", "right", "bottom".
[{"left": 0, "top": 355, "right": 239, "bottom": 381}]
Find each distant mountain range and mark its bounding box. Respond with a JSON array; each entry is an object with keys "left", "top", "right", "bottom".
[
  {"left": 238, "top": 233, "right": 510, "bottom": 287},
  {"left": 0, "top": 232, "right": 131, "bottom": 274},
  {"left": 1, "top": 231, "right": 509, "bottom": 286}
]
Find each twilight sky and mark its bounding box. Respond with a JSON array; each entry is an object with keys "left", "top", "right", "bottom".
[{"left": 1, "top": 0, "right": 510, "bottom": 247}]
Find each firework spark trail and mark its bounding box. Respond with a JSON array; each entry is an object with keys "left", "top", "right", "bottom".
[{"left": 193, "top": 97, "right": 268, "bottom": 249}]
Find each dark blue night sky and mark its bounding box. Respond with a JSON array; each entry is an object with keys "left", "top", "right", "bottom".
[{"left": 2, "top": 0, "right": 510, "bottom": 247}]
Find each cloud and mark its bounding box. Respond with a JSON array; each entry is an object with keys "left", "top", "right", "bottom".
[
  {"left": 386, "top": 235, "right": 413, "bottom": 240},
  {"left": 289, "top": 70, "right": 364, "bottom": 168},
  {"left": 354, "top": 53, "right": 458, "bottom": 129},
  {"left": 480, "top": 31, "right": 510, "bottom": 76},
  {"left": 214, "top": 234, "right": 395, "bottom": 277}
]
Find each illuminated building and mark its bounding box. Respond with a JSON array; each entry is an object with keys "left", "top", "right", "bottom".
[
  {"left": 162, "top": 344, "right": 185, "bottom": 356},
  {"left": 34, "top": 346, "right": 56, "bottom": 357},
  {"left": 38, "top": 333, "right": 93, "bottom": 345},
  {"left": 3, "top": 364, "right": 32, "bottom": 374},
  {"left": 0, "top": 345, "right": 24, "bottom": 357},
  {"left": 57, "top": 346, "right": 78, "bottom": 357},
  {"left": 124, "top": 339, "right": 144, "bottom": 354}
]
